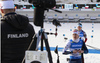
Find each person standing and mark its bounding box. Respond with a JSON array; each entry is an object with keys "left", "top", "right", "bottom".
[
  {"left": 1, "top": 0, "right": 36, "bottom": 63},
  {"left": 63, "top": 29, "right": 88, "bottom": 63},
  {"left": 77, "top": 23, "right": 87, "bottom": 43},
  {"left": 77, "top": 23, "right": 88, "bottom": 63}
]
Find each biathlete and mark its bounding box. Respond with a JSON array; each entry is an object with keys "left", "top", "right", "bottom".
[
  {"left": 77, "top": 23, "right": 88, "bottom": 63},
  {"left": 63, "top": 29, "right": 88, "bottom": 63}
]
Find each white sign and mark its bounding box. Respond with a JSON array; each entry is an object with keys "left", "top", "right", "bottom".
[
  {"left": 25, "top": 51, "right": 48, "bottom": 63},
  {"left": 90, "top": 17, "right": 96, "bottom": 20},
  {"left": 79, "top": 17, "right": 85, "bottom": 20},
  {"left": 68, "top": 16, "right": 74, "bottom": 20},
  {"left": 58, "top": 16, "right": 64, "bottom": 20},
  {"left": 65, "top": 4, "right": 73, "bottom": 9}
]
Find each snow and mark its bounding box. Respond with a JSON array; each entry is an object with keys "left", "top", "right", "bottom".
[{"left": 30, "top": 22, "right": 100, "bottom": 63}]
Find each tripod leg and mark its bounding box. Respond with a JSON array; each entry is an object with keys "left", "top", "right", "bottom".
[
  {"left": 41, "top": 33, "right": 44, "bottom": 51},
  {"left": 44, "top": 38, "right": 53, "bottom": 63}
]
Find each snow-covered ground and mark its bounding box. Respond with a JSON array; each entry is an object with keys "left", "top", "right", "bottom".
[{"left": 30, "top": 22, "right": 100, "bottom": 63}]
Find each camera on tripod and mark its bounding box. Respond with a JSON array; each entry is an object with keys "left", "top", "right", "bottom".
[
  {"left": 29, "top": 0, "right": 56, "bottom": 27},
  {"left": 29, "top": 0, "right": 56, "bottom": 8}
]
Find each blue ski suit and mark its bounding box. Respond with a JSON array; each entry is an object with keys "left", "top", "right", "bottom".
[{"left": 63, "top": 39, "right": 88, "bottom": 63}]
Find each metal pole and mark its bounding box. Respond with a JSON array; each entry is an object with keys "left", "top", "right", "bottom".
[{"left": 41, "top": 19, "right": 44, "bottom": 51}]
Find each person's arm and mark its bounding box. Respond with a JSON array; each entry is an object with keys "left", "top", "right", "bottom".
[
  {"left": 62, "top": 40, "right": 72, "bottom": 55},
  {"left": 83, "top": 30, "right": 87, "bottom": 43},
  {"left": 84, "top": 38, "right": 87, "bottom": 43},
  {"left": 82, "top": 41, "right": 88, "bottom": 54}
]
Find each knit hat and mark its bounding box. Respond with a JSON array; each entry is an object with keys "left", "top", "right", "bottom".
[
  {"left": 0, "top": 0, "right": 14, "bottom": 9},
  {"left": 73, "top": 29, "right": 79, "bottom": 35},
  {"left": 78, "top": 23, "right": 82, "bottom": 28}
]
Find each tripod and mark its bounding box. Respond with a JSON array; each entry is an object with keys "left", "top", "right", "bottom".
[
  {"left": 21, "top": 28, "right": 53, "bottom": 63},
  {"left": 35, "top": 28, "right": 53, "bottom": 63}
]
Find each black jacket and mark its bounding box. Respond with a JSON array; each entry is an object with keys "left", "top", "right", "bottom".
[{"left": 1, "top": 13, "right": 35, "bottom": 63}]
